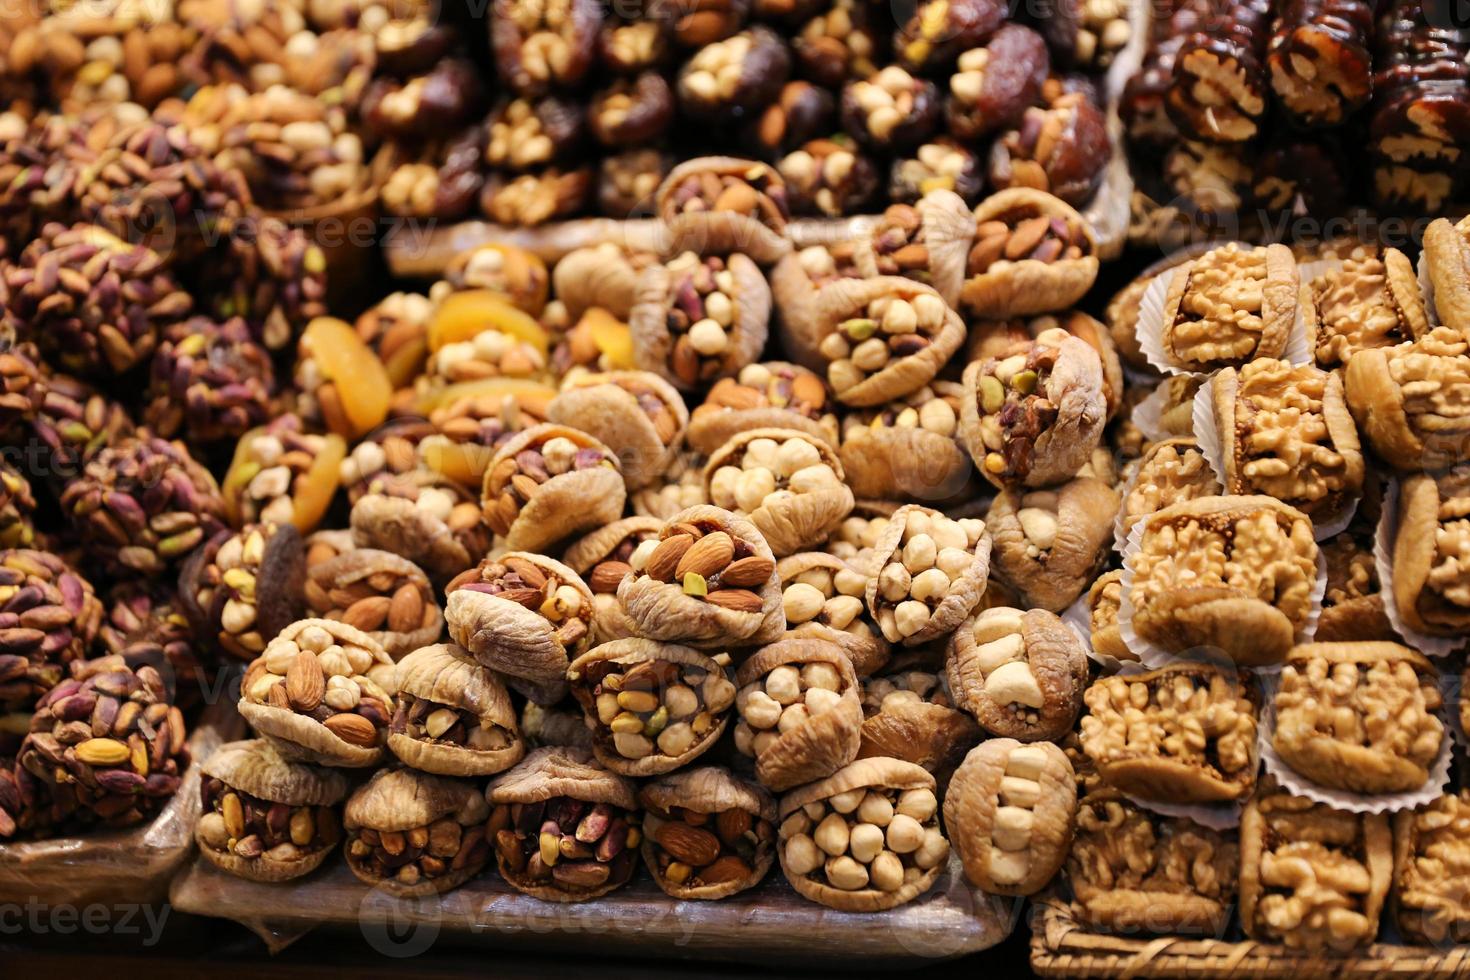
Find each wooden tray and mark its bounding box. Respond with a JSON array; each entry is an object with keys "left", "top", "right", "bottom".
[
  {"left": 171, "top": 851, "right": 1016, "bottom": 964},
  {"left": 0, "top": 700, "right": 244, "bottom": 908},
  {"left": 1029, "top": 895, "right": 1470, "bottom": 979}
]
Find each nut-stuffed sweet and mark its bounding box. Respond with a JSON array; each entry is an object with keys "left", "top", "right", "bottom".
[
  {"left": 856, "top": 668, "right": 980, "bottom": 779},
  {"left": 238, "top": 619, "right": 397, "bottom": 768},
  {"left": 851, "top": 193, "right": 975, "bottom": 309},
  {"left": 986, "top": 477, "right": 1118, "bottom": 611},
  {"left": 945, "top": 739, "right": 1075, "bottom": 896},
  {"left": 1423, "top": 216, "right": 1470, "bottom": 343},
  {"left": 1126, "top": 496, "right": 1320, "bottom": 667},
  {"left": 1211, "top": 359, "right": 1364, "bottom": 527},
  {"left": 1080, "top": 663, "right": 1259, "bottom": 804},
  {"left": 639, "top": 766, "right": 777, "bottom": 899},
  {"left": 1304, "top": 247, "right": 1427, "bottom": 369},
  {"left": 1345, "top": 328, "right": 1470, "bottom": 473},
  {"left": 655, "top": 157, "right": 791, "bottom": 264},
  {"left": 837, "top": 382, "right": 971, "bottom": 504},
  {"left": 947, "top": 606, "right": 1087, "bottom": 741},
  {"left": 705, "top": 429, "right": 853, "bottom": 557},
  {"left": 547, "top": 370, "right": 688, "bottom": 490},
  {"left": 839, "top": 66, "right": 940, "bottom": 153},
  {"left": 1067, "top": 788, "right": 1239, "bottom": 934},
  {"left": 1317, "top": 516, "right": 1394, "bottom": 642},
  {"left": 777, "top": 552, "right": 889, "bottom": 677},
  {"left": 1393, "top": 791, "right": 1470, "bottom": 946},
  {"left": 349, "top": 486, "right": 486, "bottom": 586},
  {"left": 197, "top": 739, "right": 348, "bottom": 882},
  {"left": 444, "top": 553, "right": 594, "bottom": 705},
  {"left": 1118, "top": 439, "right": 1218, "bottom": 543},
  {"left": 1274, "top": 642, "right": 1444, "bottom": 795},
  {"left": 481, "top": 424, "right": 626, "bottom": 553},
  {"left": 864, "top": 504, "right": 991, "bottom": 645},
  {"left": 617, "top": 505, "right": 784, "bottom": 649},
  {"left": 486, "top": 745, "right": 642, "bottom": 901},
  {"left": 734, "top": 637, "right": 863, "bottom": 791},
  {"left": 687, "top": 362, "right": 837, "bottom": 455},
  {"left": 387, "top": 643, "right": 525, "bottom": 777},
  {"left": 344, "top": 767, "right": 491, "bottom": 896},
  {"left": 1240, "top": 780, "right": 1392, "bottom": 953},
  {"left": 960, "top": 329, "right": 1106, "bottom": 491},
  {"left": 1160, "top": 243, "right": 1299, "bottom": 372},
  {"left": 567, "top": 638, "right": 735, "bottom": 776},
  {"left": 302, "top": 548, "right": 440, "bottom": 659},
  {"left": 778, "top": 758, "right": 948, "bottom": 910},
  {"left": 945, "top": 25, "right": 1049, "bottom": 140},
  {"left": 960, "top": 188, "right": 1097, "bottom": 319},
  {"left": 1391, "top": 465, "right": 1470, "bottom": 638}
]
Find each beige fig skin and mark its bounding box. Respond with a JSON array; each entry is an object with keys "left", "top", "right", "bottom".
[
  {"left": 350, "top": 493, "right": 473, "bottom": 585},
  {"left": 852, "top": 189, "right": 975, "bottom": 308},
  {"left": 547, "top": 371, "right": 689, "bottom": 490},
  {"left": 703, "top": 428, "right": 854, "bottom": 558},
  {"left": 655, "top": 157, "right": 793, "bottom": 265},
  {"left": 985, "top": 476, "right": 1119, "bottom": 613},
  {"left": 387, "top": 643, "right": 526, "bottom": 777},
  {"left": 1393, "top": 469, "right": 1470, "bottom": 638},
  {"left": 735, "top": 637, "right": 864, "bottom": 791},
  {"left": 196, "top": 739, "right": 349, "bottom": 883},
  {"left": 1422, "top": 216, "right": 1470, "bottom": 341},
  {"left": 343, "top": 767, "right": 492, "bottom": 897},
  {"left": 481, "top": 424, "right": 628, "bottom": 554}
]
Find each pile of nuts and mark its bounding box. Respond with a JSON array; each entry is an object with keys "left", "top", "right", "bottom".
[
  {"left": 304, "top": 549, "right": 440, "bottom": 654},
  {"left": 627, "top": 521, "right": 774, "bottom": 612},
  {"left": 692, "top": 363, "right": 836, "bottom": 448},
  {"left": 224, "top": 418, "right": 343, "bottom": 530},
  {"left": 821, "top": 290, "right": 948, "bottom": 395},
  {"left": 663, "top": 167, "right": 788, "bottom": 230},
  {"left": 708, "top": 432, "right": 846, "bottom": 515},
  {"left": 199, "top": 776, "right": 341, "bottom": 865},
  {"left": 644, "top": 801, "right": 774, "bottom": 889},
  {"left": 571, "top": 648, "right": 736, "bottom": 764},
  {"left": 967, "top": 208, "right": 1090, "bottom": 276},
  {"left": 659, "top": 252, "right": 744, "bottom": 385},
  {"left": 780, "top": 561, "right": 870, "bottom": 635},
  {"left": 735, "top": 658, "right": 851, "bottom": 761},
  {"left": 490, "top": 795, "right": 641, "bottom": 894},
  {"left": 868, "top": 508, "right": 987, "bottom": 641},
  {"left": 347, "top": 813, "right": 488, "bottom": 889}
]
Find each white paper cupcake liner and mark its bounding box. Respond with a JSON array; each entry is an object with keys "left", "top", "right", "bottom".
[
  {"left": 1374, "top": 479, "right": 1465, "bottom": 657},
  {"left": 1135, "top": 246, "right": 1312, "bottom": 377},
  {"left": 1121, "top": 793, "right": 1244, "bottom": 831},
  {"left": 1190, "top": 378, "right": 1359, "bottom": 541},
  {"left": 1129, "top": 379, "right": 1188, "bottom": 443},
  {"left": 1257, "top": 673, "right": 1454, "bottom": 815},
  {"left": 1118, "top": 514, "right": 1326, "bottom": 672}
]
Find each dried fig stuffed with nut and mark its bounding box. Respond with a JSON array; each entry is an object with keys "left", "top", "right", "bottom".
[
  {"left": 656, "top": 157, "right": 791, "bottom": 264},
  {"left": 344, "top": 767, "right": 491, "bottom": 896},
  {"left": 568, "top": 638, "right": 735, "bottom": 776},
  {"left": 705, "top": 428, "right": 853, "bottom": 557},
  {"left": 1391, "top": 465, "right": 1470, "bottom": 638},
  {"left": 521, "top": 701, "right": 594, "bottom": 751},
  {"left": 630, "top": 251, "right": 771, "bottom": 392},
  {"left": 388, "top": 643, "right": 526, "bottom": 777},
  {"left": 837, "top": 383, "right": 971, "bottom": 504},
  {"left": 237, "top": 619, "right": 398, "bottom": 768},
  {"left": 856, "top": 668, "right": 980, "bottom": 779},
  {"left": 180, "top": 522, "right": 306, "bottom": 663},
  {"left": 632, "top": 449, "right": 709, "bottom": 520},
  {"left": 945, "top": 739, "right": 1075, "bottom": 896},
  {"left": 778, "top": 758, "right": 948, "bottom": 911},
  {"left": 562, "top": 517, "right": 663, "bottom": 643},
  {"left": 769, "top": 244, "right": 863, "bottom": 366},
  {"left": 303, "top": 549, "right": 441, "bottom": 659},
  {"left": 1423, "top": 216, "right": 1470, "bottom": 343},
  {"left": 865, "top": 504, "right": 991, "bottom": 645},
  {"left": 349, "top": 490, "right": 478, "bottom": 587},
  {"left": 688, "top": 361, "right": 838, "bottom": 455},
  {"left": 777, "top": 552, "right": 889, "bottom": 677},
  {"left": 485, "top": 745, "right": 642, "bottom": 902},
  {"left": 481, "top": 423, "right": 626, "bottom": 553},
  {"left": 961, "top": 188, "right": 1098, "bottom": 318},
  {"left": 852, "top": 192, "right": 975, "bottom": 309},
  {"left": 809, "top": 277, "right": 965, "bottom": 407},
  {"left": 547, "top": 370, "right": 688, "bottom": 490},
  {"left": 639, "top": 766, "right": 777, "bottom": 899},
  {"left": 1161, "top": 242, "right": 1298, "bottom": 372},
  {"left": 551, "top": 243, "right": 654, "bottom": 322},
  {"left": 986, "top": 476, "right": 1119, "bottom": 611},
  {"left": 618, "top": 505, "right": 784, "bottom": 649},
  {"left": 947, "top": 607, "right": 1087, "bottom": 741},
  {"left": 1085, "top": 570, "right": 1132, "bottom": 662},
  {"left": 1346, "top": 328, "right": 1470, "bottom": 473},
  {"left": 444, "top": 553, "right": 594, "bottom": 705},
  {"left": 734, "top": 637, "right": 863, "bottom": 791},
  {"left": 197, "top": 739, "right": 348, "bottom": 883},
  {"left": 960, "top": 329, "right": 1106, "bottom": 490}
]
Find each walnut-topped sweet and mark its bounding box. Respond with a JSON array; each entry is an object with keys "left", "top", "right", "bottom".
[
  {"left": 1119, "top": 439, "right": 1219, "bottom": 542},
  {"left": 778, "top": 758, "right": 948, "bottom": 911},
  {"left": 1393, "top": 791, "right": 1470, "bottom": 945},
  {"left": 1240, "top": 781, "right": 1392, "bottom": 953},
  {"left": 734, "top": 637, "right": 863, "bottom": 791},
  {"left": 387, "top": 643, "right": 525, "bottom": 777},
  {"left": 481, "top": 423, "right": 626, "bottom": 552},
  {"left": 960, "top": 328, "right": 1106, "bottom": 490},
  {"left": 1161, "top": 242, "right": 1299, "bottom": 371},
  {"left": 947, "top": 606, "right": 1087, "bottom": 742},
  {"left": 1127, "top": 496, "right": 1319, "bottom": 667},
  {"left": 777, "top": 552, "right": 889, "bottom": 677},
  {"left": 1067, "top": 788, "right": 1239, "bottom": 934},
  {"left": 945, "top": 740, "right": 1075, "bottom": 896},
  {"left": 864, "top": 504, "right": 991, "bottom": 645},
  {"left": 1305, "top": 248, "right": 1427, "bottom": 369},
  {"left": 567, "top": 638, "right": 735, "bottom": 776},
  {"left": 1080, "top": 663, "right": 1259, "bottom": 805},
  {"left": 1274, "top": 642, "right": 1444, "bottom": 794},
  {"left": 1346, "top": 328, "right": 1470, "bottom": 472},
  {"left": 1391, "top": 465, "right": 1470, "bottom": 638},
  {"left": 1212, "top": 359, "right": 1364, "bottom": 525},
  {"left": 618, "top": 505, "right": 784, "bottom": 649},
  {"left": 237, "top": 619, "right": 397, "bottom": 768},
  {"left": 705, "top": 429, "right": 853, "bottom": 556},
  {"left": 639, "top": 767, "right": 777, "bottom": 899}
]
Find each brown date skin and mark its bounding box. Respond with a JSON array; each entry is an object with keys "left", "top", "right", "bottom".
[
  {"left": 751, "top": 0, "right": 826, "bottom": 26},
  {"left": 598, "top": 16, "right": 673, "bottom": 73},
  {"left": 839, "top": 75, "right": 942, "bottom": 152},
  {"left": 375, "top": 20, "right": 456, "bottom": 77},
  {"left": 486, "top": 96, "right": 589, "bottom": 171},
  {"left": 793, "top": 5, "right": 885, "bottom": 89},
  {"left": 677, "top": 26, "right": 791, "bottom": 123},
  {"left": 480, "top": 168, "right": 594, "bottom": 226},
  {"left": 782, "top": 138, "right": 882, "bottom": 217},
  {"left": 491, "top": 0, "right": 603, "bottom": 96},
  {"left": 893, "top": 0, "right": 1007, "bottom": 74},
  {"left": 741, "top": 80, "right": 835, "bottom": 158},
  {"left": 1252, "top": 137, "right": 1350, "bottom": 219},
  {"left": 945, "top": 23, "right": 1050, "bottom": 141},
  {"left": 589, "top": 72, "right": 675, "bottom": 147},
  {"left": 436, "top": 127, "right": 491, "bottom": 219}
]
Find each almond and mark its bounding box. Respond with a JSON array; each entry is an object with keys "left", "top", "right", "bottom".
[
  {"left": 718, "top": 555, "right": 775, "bottom": 588},
  {"left": 589, "top": 561, "right": 633, "bottom": 594},
  {"left": 677, "top": 531, "right": 734, "bottom": 579},
  {"left": 341, "top": 595, "right": 391, "bottom": 631},
  {"left": 495, "top": 587, "right": 546, "bottom": 609},
  {"left": 387, "top": 583, "right": 424, "bottom": 632},
  {"left": 503, "top": 556, "right": 548, "bottom": 589},
  {"left": 645, "top": 533, "right": 694, "bottom": 582},
  {"left": 655, "top": 821, "right": 722, "bottom": 866},
  {"left": 709, "top": 378, "right": 765, "bottom": 409},
  {"left": 285, "top": 650, "right": 325, "bottom": 712},
  {"left": 714, "top": 807, "right": 752, "bottom": 846},
  {"left": 790, "top": 373, "right": 827, "bottom": 407},
  {"left": 323, "top": 711, "right": 379, "bottom": 747},
  {"left": 704, "top": 588, "right": 763, "bottom": 612},
  {"left": 695, "top": 854, "right": 753, "bottom": 885}
]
